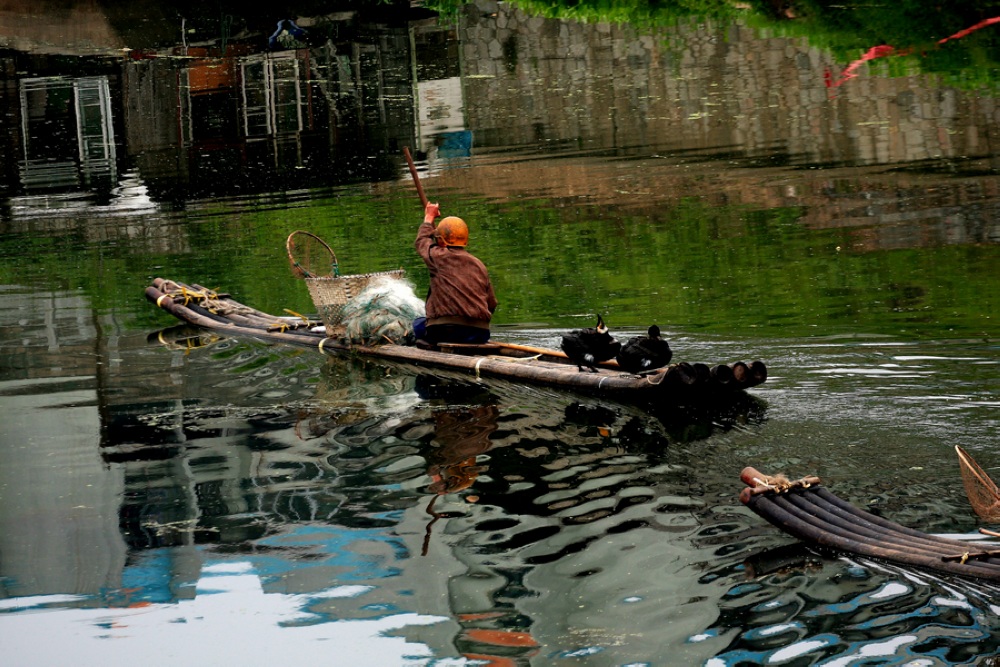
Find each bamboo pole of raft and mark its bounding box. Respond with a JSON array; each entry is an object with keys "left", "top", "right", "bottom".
[
  {"left": 348, "top": 342, "right": 657, "bottom": 392},
  {"left": 740, "top": 468, "right": 1000, "bottom": 580},
  {"left": 787, "top": 493, "right": 1000, "bottom": 573},
  {"left": 490, "top": 341, "right": 620, "bottom": 367},
  {"left": 808, "top": 488, "right": 1000, "bottom": 555},
  {"left": 745, "top": 493, "right": 1000, "bottom": 580},
  {"left": 810, "top": 486, "right": 986, "bottom": 547},
  {"left": 711, "top": 364, "right": 734, "bottom": 386},
  {"left": 672, "top": 362, "right": 697, "bottom": 385},
  {"left": 693, "top": 362, "right": 711, "bottom": 384},
  {"left": 146, "top": 278, "right": 768, "bottom": 394},
  {"left": 787, "top": 491, "right": 970, "bottom": 555},
  {"left": 145, "top": 285, "right": 347, "bottom": 351},
  {"left": 741, "top": 467, "right": 984, "bottom": 550},
  {"left": 158, "top": 279, "right": 320, "bottom": 335}
]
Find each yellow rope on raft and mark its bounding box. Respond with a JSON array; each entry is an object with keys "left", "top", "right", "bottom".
[
  {"left": 162, "top": 286, "right": 221, "bottom": 309},
  {"left": 751, "top": 474, "right": 812, "bottom": 493},
  {"left": 643, "top": 370, "right": 667, "bottom": 385},
  {"left": 283, "top": 309, "right": 315, "bottom": 324}
]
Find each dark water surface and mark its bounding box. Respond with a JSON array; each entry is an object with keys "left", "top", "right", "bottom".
[{"left": 2, "top": 1, "right": 1000, "bottom": 665}]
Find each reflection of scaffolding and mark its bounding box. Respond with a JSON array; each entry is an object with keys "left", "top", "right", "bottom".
[
  {"left": 239, "top": 53, "right": 304, "bottom": 138},
  {"left": 18, "top": 76, "right": 116, "bottom": 191}
]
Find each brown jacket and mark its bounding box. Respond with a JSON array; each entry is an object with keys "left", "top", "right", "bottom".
[{"left": 415, "top": 222, "right": 497, "bottom": 329}]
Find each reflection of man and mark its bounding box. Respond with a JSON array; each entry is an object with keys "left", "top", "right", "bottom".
[
  {"left": 423, "top": 405, "right": 541, "bottom": 664},
  {"left": 420, "top": 400, "right": 500, "bottom": 558},
  {"left": 425, "top": 403, "right": 499, "bottom": 496},
  {"left": 414, "top": 376, "right": 500, "bottom": 554}
]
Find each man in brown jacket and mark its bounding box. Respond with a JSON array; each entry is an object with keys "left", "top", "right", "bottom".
[{"left": 414, "top": 201, "right": 497, "bottom": 345}]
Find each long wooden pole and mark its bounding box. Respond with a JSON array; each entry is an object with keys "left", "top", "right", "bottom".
[
  {"left": 491, "top": 341, "right": 621, "bottom": 368},
  {"left": 403, "top": 146, "right": 428, "bottom": 208}
]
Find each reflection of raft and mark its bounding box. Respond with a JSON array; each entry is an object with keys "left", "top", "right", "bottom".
[
  {"left": 740, "top": 467, "right": 1000, "bottom": 582},
  {"left": 145, "top": 278, "right": 767, "bottom": 400}
]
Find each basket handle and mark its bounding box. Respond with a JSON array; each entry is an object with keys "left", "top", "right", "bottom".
[{"left": 286, "top": 230, "right": 339, "bottom": 279}]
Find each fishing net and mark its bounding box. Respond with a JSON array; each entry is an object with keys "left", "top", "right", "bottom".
[
  {"left": 340, "top": 276, "right": 425, "bottom": 345},
  {"left": 956, "top": 445, "right": 1000, "bottom": 522}
]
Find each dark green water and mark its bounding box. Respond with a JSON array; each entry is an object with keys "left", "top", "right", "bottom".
[{"left": 1, "top": 1, "right": 1000, "bottom": 664}]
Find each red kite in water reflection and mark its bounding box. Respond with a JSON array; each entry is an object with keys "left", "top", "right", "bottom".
[
  {"left": 825, "top": 16, "right": 1000, "bottom": 92},
  {"left": 825, "top": 44, "right": 900, "bottom": 90},
  {"left": 938, "top": 16, "right": 1000, "bottom": 44}
]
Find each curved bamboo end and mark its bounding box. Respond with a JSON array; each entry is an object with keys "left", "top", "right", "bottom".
[
  {"left": 741, "top": 466, "right": 765, "bottom": 486},
  {"left": 144, "top": 285, "right": 165, "bottom": 306}
]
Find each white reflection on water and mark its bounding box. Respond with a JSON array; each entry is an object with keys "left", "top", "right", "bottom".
[
  {"left": 0, "top": 562, "right": 460, "bottom": 667},
  {"left": 820, "top": 635, "right": 921, "bottom": 667}
]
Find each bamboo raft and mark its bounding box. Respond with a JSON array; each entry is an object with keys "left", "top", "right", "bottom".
[
  {"left": 740, "top": 467, "right": 1000, "bottom": 582},
  {"left": 145, "top": 278, "right": 767, "bottom": 399}
]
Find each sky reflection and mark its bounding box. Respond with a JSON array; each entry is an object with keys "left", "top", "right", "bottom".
[{"left": 0, "top": 561, "right": 461, "bottom": 667}]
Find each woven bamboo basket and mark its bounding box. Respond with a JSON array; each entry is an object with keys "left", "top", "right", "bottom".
[
  {"left": 306, "top": 269, "right": 407, "bottom": 336},
  {"left": 286, "top": 230, "right": 407, "bottom": 337}
]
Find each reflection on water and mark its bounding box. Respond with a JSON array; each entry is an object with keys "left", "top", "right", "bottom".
[
  {"left": 703, "top": 554, "right": 1000, "bottom": 665},
  {"left": 4, "top": 315, "right": 1000, "bottom": 662},
  {"left": 1, "top": 561, "right": 452, "bottom": 666}
]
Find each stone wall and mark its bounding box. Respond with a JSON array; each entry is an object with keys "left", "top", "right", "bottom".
[{"left": 458, "top": 2, "right": 1000, "bottom": 168}]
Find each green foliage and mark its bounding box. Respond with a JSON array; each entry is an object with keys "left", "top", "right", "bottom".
[{"left": 511, "top": 0, "right": 737, "bottom": 26}]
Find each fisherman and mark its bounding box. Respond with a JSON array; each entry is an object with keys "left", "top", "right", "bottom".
[{"left": 413, "top": 201, "right": 497, "bottom": 346}]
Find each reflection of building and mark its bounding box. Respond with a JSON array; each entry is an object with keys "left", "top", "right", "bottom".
[
  {"left": 0, "top": 290, "right": 127, "bottom": 599},
  {"left": 0, "top": 12, "right": 465, "bottom": 208},
  {"left": 116, "top": 17, "right": 450, "bottom": 200},
  {"left": 123, "top": 43, "right": 324, "bottom": 197},
  {"left": 18, "top": 75, "right": 117, "bottom": 192},
  {"left": 240, "top": 52, "right": 307, "bottom": 138}
]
